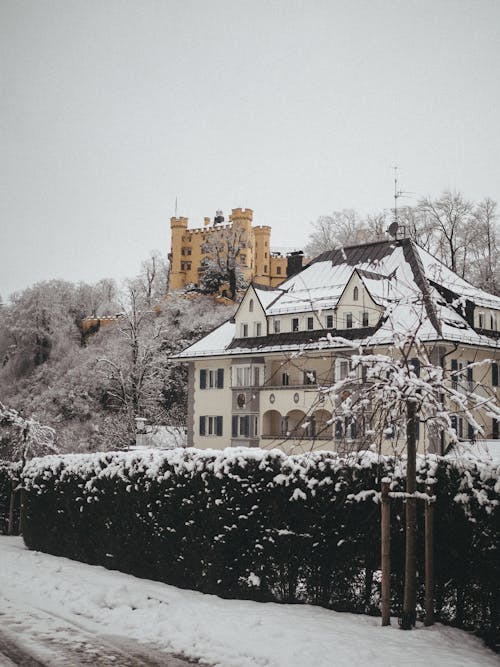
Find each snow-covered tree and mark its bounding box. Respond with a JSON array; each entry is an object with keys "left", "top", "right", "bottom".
[{"left": 200, "top": 225, "right": 250, "bottom": 300}]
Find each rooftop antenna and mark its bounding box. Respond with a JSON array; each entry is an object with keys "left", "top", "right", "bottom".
[{"left": 387, "top": 166, "right": 409, "bottom": 239}]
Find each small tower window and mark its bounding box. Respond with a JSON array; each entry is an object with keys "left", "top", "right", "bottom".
[{"left": 353, "top": 286, "right": 359, "bottom": 301}]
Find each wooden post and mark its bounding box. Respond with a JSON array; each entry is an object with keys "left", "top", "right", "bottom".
[
  {"left": 381, "top": 480, "right": 391, "bottom": 626},
  {"left": 7, "top": 480, "right": 15, "bottom": 536},
  {"left": 424, "top": 484, "right": 435, "bottom": 626},
  {"left": 401, "top": 400, "right": 417, "bottom": 630}
]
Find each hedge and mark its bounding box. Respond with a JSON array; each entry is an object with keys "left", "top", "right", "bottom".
[{"left": 20, "top": 448, "right": 500, "bottom": 647}]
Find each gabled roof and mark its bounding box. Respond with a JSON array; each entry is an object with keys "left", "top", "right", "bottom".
[{"left": 173, "top": 238, "right": 500, "bottom": 360}]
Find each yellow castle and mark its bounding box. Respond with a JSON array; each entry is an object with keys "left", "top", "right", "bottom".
[{"left": 169, "top": 207, "right": 303, "bottom": 292}]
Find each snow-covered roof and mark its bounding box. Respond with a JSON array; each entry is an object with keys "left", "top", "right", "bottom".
[{"left": 174, "top": 238, "right": 500, "bottom": 360}]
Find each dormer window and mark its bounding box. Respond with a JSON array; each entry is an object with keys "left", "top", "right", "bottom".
[
  {"left": 353, "top": 286, "right": 359, "bottom": 301},
  {"left": 491, "top": 313, "right": 497, "bottom": 330},
  {"left": 478, "top": 312, "right": 485, "bottom": 329}
]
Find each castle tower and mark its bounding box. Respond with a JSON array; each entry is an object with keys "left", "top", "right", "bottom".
[
  {"left": 169, "top": 216, "right": 189, "bottom": 290},
  {"left": 253, "top": 226, "right": 272, "bottom": 286}
]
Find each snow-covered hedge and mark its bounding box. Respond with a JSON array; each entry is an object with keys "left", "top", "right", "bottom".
[{"left": 21, "top": 448, "right": 499, "bottom": 644}]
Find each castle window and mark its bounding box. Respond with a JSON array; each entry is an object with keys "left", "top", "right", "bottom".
[
  {"left": 265, "top": 252, "right": 267, "bottom": 259},
  {"left": 353, "top": 286, "right": 359, "bottom": 301},
  {"left": 240, "top": 254, "right": 246, "bottom": 264},
  {"left": 264, "top": 265, "right": 268, "bottom": 273},
  {"left": 276, "top": 266, "right": 282, "bottom": 275},
  {"left": 187, "top": 248, "right": 192, "bottom": 255}
]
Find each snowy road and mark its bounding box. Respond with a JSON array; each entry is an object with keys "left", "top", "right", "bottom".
[
  {"left": 0, "top": 536, "right": 498, "bottom": 667},
  {"left": 0, "top": 599, "right": 201, "bottom": 666}
]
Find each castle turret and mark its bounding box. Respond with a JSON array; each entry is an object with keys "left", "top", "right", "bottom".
[
  {"left": 169, "top": 216, "right": 189, "bottom": 290},
  {"left": 253, "top": 225, "right": 272, "bottom": 286}
]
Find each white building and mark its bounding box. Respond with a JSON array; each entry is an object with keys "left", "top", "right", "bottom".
[{"left": 174, "top": 238, "right": 500, "bottom": 454}]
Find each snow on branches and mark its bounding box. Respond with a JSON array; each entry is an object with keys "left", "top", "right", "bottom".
[{"left": 0, "top": 401, "right": 57, "bottom": 465}]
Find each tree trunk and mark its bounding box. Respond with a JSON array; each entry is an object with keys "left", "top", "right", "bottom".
[
  {"left": 401, "top": 400, "right": 417, "bottom": 629},
  {"left": 228, "top": 269, "right": 237, "bottom": 301}
]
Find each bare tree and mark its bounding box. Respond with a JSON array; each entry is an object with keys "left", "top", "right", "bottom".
[{"left": 417, "top": 191, "right": 474, "bottom": 276}]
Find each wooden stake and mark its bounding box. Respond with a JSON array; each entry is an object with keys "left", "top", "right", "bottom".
[
  {"left": 381, "top": 480, "right": 391, "bottom": 626},
  {"left": 7, "top": 480, "right": 15, "bottom": 536},
  {"left": 424, "top": 484, "right": 435, "bottom": 626}
]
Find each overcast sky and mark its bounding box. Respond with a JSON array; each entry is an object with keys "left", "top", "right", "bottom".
[{"left": 1, "top": 0, "right": 499, "bottom": 299}]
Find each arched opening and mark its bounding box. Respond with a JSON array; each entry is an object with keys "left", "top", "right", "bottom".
[
  {"left": 262, "top": 410, "right": 282, "bottom": 437},
  {"left": 286, "top": 409, "right": 307, "bottom": 437},
  {"left": 312, "top": 409, "right": 332, "bottom": 439},
  {"left": 353, "top": 286, "right": 359, "bottom": 301},
  {"left": 249, "top": 298, "right": 254, "bottom": 312}
]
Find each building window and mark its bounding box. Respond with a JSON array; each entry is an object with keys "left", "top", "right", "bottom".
[
  {"left": 345, "top": 313, "right": 353, "bottom": 328},
  {"left": 241, "top": 323, "right": 249, "bottom": 337},
  {"left": 307, "top": 317, "right": 314, "bottom": 330},
  {"left": 478, "top": 312, "right": 484, "bottom": 328},
  {"left": 282, "top": 371, "right": 290, "bottom": 386},
  {"left": 336, "top": 358, "right": 350, "bottom": 380},
  {"left": 493, "top": 418, "right": 499, "bottom": 439},
  {"left": 273, "top": 319, "right": 281, "bottom": 333},
  {"left": 303, "top": 369, "right": 317, "bottom": 385},
  {"left": 232, "top": 415, "right": 253, "bottom": 438},
  {"left": 232, "top": 365, "right": 264, "bottom": 387},
  {"left": 353, "top": 286, "right": 359, "bottom": 301},
  {"left": 199, "top": 415, "right": 223, "bottom": 437},
  {"left": 264, "top": 265, "right": 268, "bottom": 273},
  {"left": 249, "top": 299, "right": 254, "bottom": 312},
  {"left": 200, "top": 368, "right": 224, "bottom": 389},
  {"left": 326, "top": 314, "right": 334, "bottom": 329},
  {"left": 292, "top": 318, "right": 299, "bottom": 332},
  {"left": 276, "top": 266, "right": 282, "bottom": 275},
  {"left": 254, "top": 322, "right": 262, "bottom": 336},
  {"left": 240, "top": 254, "right": 246, "bottom": 264},
  {"left": 362, "top": 312, "right": 369, "bottom": 327},
  {"left": 187, "top": 248, "right": 192, "bottom": 255}
]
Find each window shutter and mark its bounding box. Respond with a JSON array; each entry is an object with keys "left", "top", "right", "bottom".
[
  {"left": 217, "top": 368, "right": 224, "bottom": 388},
  {"left": 232, "top": 416, "right": 238, "bottom": 438},
  {"left": 200, "top": 369, "right": 207, "bottom": 389},
  {"left": 493, "top": 363, "right": 499, "bottom": 387},
  {"left": 216, "top": 416, "right": 223, "bottom": 437},
  {"left": 199, "top": 416, "right": 206, "bottom": 436}
]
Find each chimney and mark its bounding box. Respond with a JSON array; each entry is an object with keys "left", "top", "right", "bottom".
[{"left": 286, "top": 251, "right": 304, "bottom": 278}]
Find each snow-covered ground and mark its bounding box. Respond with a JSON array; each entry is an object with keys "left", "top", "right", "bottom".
[{"left": 0, "top": 536, "right": 497, "bottom": 667}]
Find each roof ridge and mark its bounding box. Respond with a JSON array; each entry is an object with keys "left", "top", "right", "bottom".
[{"left": 402, "top": 239, "right": 442, "bottom": 336}]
